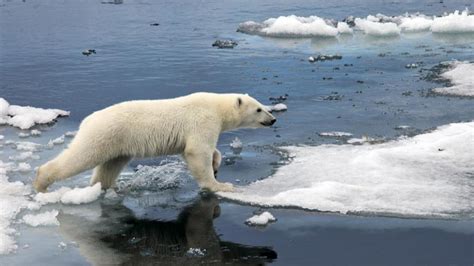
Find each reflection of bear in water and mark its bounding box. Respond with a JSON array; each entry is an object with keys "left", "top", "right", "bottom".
[{"left": 58, "top": 194, "right": 277, "bottom": 265}]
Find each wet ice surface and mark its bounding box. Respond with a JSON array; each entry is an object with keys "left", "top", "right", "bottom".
[{"left": 1, "top": 0, "right": 474, "bottom": 265}]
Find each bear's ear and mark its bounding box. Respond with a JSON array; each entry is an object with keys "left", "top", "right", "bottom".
[{"left": 237, "top": 97, "right": 242, "bottom": 108}]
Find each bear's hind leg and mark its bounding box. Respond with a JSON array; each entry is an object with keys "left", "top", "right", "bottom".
[
  {"left": 90, "top": 156, "right": 131, "bottom": 189},
  {"left": 34, "top": 149, "right": 100, "bottom": 192}
]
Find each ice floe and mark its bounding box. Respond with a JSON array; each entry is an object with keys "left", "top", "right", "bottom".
[
  {"left": 0, "top": 98, "right": 69, "bottom": 130},
  {"left": 245, "top": 211, "right": 276, "bottom": 226},
  {"left": 432, "top": 61, "right": 474, "bottom": 97},
  {"left": 22, "top": 210, "right": 60, "bottom": 227},
  {"left": 431, "top": 9, "right": 474, "bottom": 33},
  {"left": 355, "top": 18, "right": 400, "bottom": 36},
  {"left": 237, "top": 9, "right": 474, "bottom": 38},
  {"left": 220, "top": 121, "right": 474, "bottom": 218},
  {"left": 237, "top": 15, "right": 342, "bottom": 37}
]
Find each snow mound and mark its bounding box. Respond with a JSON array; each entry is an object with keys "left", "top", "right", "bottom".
[
  {"left": 245, "top": 211, "right": 276, "bottom": 226},
  {"left": 220, "top": 122, "right": 474, "bottom": 218},
  {"left": 60, "top": 183, "right": 102, "bottom": 205},
  {"left": 0, "top": 98, "right": 69, "bottom": 130},
  {"left": 432, "top": 61, "right": 474, "bottom": 96},
  {"left": 22, "top": 210, "right": 59, "bottom": 227}
]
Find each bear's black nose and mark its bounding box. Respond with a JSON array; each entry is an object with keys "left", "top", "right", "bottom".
[{"left": 270, "top": 119, "right": 276, "bottom": 125}]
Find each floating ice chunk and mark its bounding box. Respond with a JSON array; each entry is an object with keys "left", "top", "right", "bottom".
[
  {"left": 318, "top": 131, "right": 353, "bottom": 137},
  {"left": 9, "top": 151, "right": 40, "bottom": 161},
  {"left": 0, "top": 99, "right": 69, "bottom": 130},
  {"left": 35, "top": 187, "right": 72, "bottom": 205},
  {"left": 0, "top": 135, "right": 4, "bottom": 140},
  {"left": 58, "top": 241, "right": 67, "bottom": 250},
  {"left": 355, "top": 18, "right": 400, "bottom": 36},
  {"left": 432, "top": 61, "right": 474, "bottom": 96},
  {"left": 245, "top": 211, "right": 276, "bottom": 226},
  {"left": 64, "top": 131, "right": 77, "bottom": 137},
  {"left": 60, "top": 183, "right": 102, "bottom": 205},
  {"left": 15, "top": 162, "right": 31, "bottom": 173},
  {"left": 238, "top": 15, "right": 339, "bottom": 37},
  {"left": 18, "top": 132, "right": 30, "bottom": 138},
  {"left": 30, "top": 129, "right": 41, "bottom": 136},
  {"left": 431, "top": 9, "right": 474, "bottom": 33},
  {"left": 230, "top": 137, "right": 243, "bottom": 149},
  {"left": 399, "top": 15, "right": 433, "bottom": 32},
  {"left": 266, "top": 103, "right": 287, "bottom": 112},
  {"left": 230, "top": 137, "right": 243, "bottom": 155},
  {"left": 219, "top": 122, "right": 474, "bottom": 218},
  {"left": 337, "top": 22, "right": 353, "bottom": 34},
  {"left": 22, "top": 210, "right": 59, "bottom": 227},
  {"left": 12, "top": 141, "right": 41, "bottom": 152},
  {"left": 48, "top": 135, "right": 65, "bottom": 148}
]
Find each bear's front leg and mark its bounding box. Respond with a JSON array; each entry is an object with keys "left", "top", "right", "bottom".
[
  {"left": 184, "top": 148, "right": 233, "bottom": 192},
  {"left": 212, "top": 149, "right": 222, "bottom": 179}
]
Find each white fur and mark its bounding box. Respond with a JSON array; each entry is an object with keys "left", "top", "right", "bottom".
[{"left": 33, "top": 93, "right": 275, "bottom": 192}]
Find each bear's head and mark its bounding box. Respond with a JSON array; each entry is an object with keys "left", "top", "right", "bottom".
[{"left": 235, "top": 94, "right": 276, "bottom": 129}]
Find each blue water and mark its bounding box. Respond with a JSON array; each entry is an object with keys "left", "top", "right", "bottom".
[{"left": 1, "top": 0, "right": 473, "bottom": 265}]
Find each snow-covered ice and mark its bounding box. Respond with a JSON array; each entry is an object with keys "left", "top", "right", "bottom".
[
  {"left": 60, "top": 183, "right": 102, "bottom": 205},
  {"left": 220, "top": 122, "right": 474, "bottom": 218},
  {"left": 245, "top": 211, "right": 276, "bottom": 226},
  {"left": 22, "top": 210, "right": 60, "bottom": 227},
  {"left": 0, "top": 98, "right": 69, "bottom": 130},
  {"left": 34, "top": 187, "right": 72, "bottom": 205},
  {"left": 432, "top": 61, "right": 474, "bottom": 97},
  {"left": 0, "top": 161, "right": 32, "bottom": 254}
]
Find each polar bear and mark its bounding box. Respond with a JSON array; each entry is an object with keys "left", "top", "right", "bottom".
[{"left": 33, "top": 92, "right": 276, "bottom": 193}]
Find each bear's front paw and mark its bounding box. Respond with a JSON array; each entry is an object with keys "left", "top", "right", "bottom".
[
  {"left": 205, "top": 182, "right": 234, "bottom": 192},
  {"left": 33, "top": 177, "right": 49, "bottom": 193}
]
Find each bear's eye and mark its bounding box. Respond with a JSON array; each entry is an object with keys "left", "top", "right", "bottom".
[{"left": 257, "top": 108, "right": 262, "bottom": 113}]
